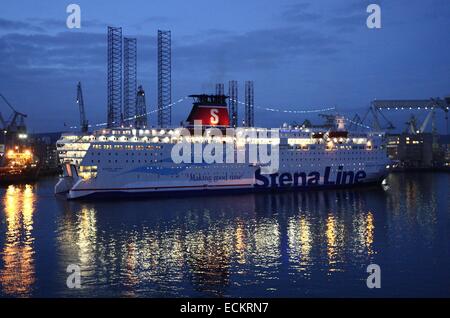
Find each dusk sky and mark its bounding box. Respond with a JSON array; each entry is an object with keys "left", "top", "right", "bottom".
[{"left": 1, "top": 0, "right": 449, "bottom": 133}]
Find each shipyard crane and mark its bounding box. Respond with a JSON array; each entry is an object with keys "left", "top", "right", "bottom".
[
  {"left": 0, "top": 93, "right": 27, "bottom": 134},
  {"left": 369, "top": 98, "right": 449, "bottom": 134},
  {"left": 0, "top": 111, "right": 5, "bottom": 130},
  {"left": 347, "top": 114, "right": 363, "bottom": 131},
  {"left": 403, "top": 107, "right": 437, "bottom": 135},
  {"left": 419, "top": 109, "right": 434, "bottom": 134},
  {"left": 76, "top": 82, "right": 89, "bottom": 133},
  {"left": 405, "top": 115, "right": 418, "bottom": 134}
]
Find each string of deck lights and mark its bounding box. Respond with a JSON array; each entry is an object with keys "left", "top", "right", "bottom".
[
  {"left": 230, "top": 99, "right": 336, "bottom": 114},
  {"left": 383, "top": 106, "right": 449, "bottom": 111},
  {"left": 69, "top": 97, "right": 189, "bottom": 129},
  {"left": 231, "top": 99, "right": 371, "bottom": 129},
  {"left": 343, "top": 117, "right": 371, "bottom": 129},
  {"left": 69, "top": 96, "right": 357, "bottom": 129}
]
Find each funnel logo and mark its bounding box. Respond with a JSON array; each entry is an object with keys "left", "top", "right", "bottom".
[{"left": 210, "top": 109, "right": 219, "bottom": 125}]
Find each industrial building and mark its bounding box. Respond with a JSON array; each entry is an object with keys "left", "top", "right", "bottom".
[
  {"left": 386, "top": 133, "right": 449, "bottom": 169},
  {"left": 31, "top": 133, "right": 60, "bottom": 174},
  {"left": 370, "top": 98, "right": 450, "bottom": 170}
]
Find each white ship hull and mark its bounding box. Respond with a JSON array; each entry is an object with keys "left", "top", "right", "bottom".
[{"left": 66, "top": 170, "right": 387, "bottom": 200}]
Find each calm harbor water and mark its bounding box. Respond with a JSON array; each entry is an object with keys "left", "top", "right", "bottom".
[{"left": 0, "top": 172, "right": 449, "bottom": 297}]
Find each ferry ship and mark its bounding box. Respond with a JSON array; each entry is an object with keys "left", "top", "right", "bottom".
[{"left": 55, "top": 95, "right": 391, "bottom": 199}]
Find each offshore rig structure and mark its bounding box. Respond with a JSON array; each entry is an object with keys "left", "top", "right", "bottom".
[{"left": 101, "top": 26, "right": 255, "bottom": 131}]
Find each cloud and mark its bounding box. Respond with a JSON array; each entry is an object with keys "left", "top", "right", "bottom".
[
  {"left": 0, "top": 17, "right": 111, "bottom": 36},
  {"left": 142, "top": 16, "right": 171, "bottom": 24},
  {"left": 0, "top": 17, "right": 345, "bottom": 84},
  {"left": 174, "top": 25, "right": 344, "bottom": 76},
  {"left": 281, "top": 2, "right": 322, "bottom": 23},
  {"left": 0, "top": 18, "right": 44, "bottom": 32},
  {"left": 29, "top": 17, "right": 108, "bottom": 30},
  {"left": 0, "top": 31, "right": 107, "bottom": 84}
]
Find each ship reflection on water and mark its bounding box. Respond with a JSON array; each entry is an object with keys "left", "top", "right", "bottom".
[
  {"left": 0, "top": 173, "right": 449, "bottom": 297},
  {"left": 53, "top": 189, "right": 383, "bottom": 297}
]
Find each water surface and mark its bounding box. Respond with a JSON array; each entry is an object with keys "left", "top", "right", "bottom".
[{"left": 0, "top": 173, "right": 449, "bottom": 297}]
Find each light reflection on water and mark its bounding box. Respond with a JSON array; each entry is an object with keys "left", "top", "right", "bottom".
[
  {"left": 0, "top": 185, "right": 36, "bottom": 297},
  {"left": 0, "top": 172, "right": 449, "bottom": 297}
]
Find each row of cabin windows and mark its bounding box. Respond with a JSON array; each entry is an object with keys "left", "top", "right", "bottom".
[
  {"left": 281, "top": 157, "right": 379, "bottom": 162},
  {"left": 89, "top": 160, "right": 249, "bottom": 167},
  {"left": 92, "top": 144, "right": 162, "bottom": 150},
  {"left": 91, "top": 158, "right": 379, "bottom": 164},
  {"left": 91, "top": 159, "right": 161, "bottom": 164},
  {"left": 280, "top": 163, "right": 368, "bottom": 168},
  {"left": 91, "top": 152, "right": 163, "bottom": 156},
  {"left": 285, "top": 150, "right": 382, "bottom": 155},
  {"left": 289, "top": 145, "right": 379, "bottom": 150}
]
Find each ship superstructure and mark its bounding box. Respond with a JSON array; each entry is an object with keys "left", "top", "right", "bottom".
[{"left": 55, "top": 95, "right": 391, "bottom": 199}]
